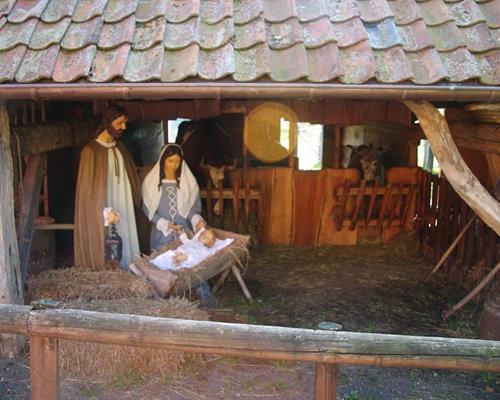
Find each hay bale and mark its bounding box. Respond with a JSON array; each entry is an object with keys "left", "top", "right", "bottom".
[
  {"left": 57, "top": 297, "right": 209, "bottom": 380},
  {"left": 28, "top": 268, "right": 154, "bottom": 301}
]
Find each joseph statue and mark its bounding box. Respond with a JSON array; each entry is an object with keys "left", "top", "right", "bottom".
[{"left": 74, "top": 105, "right": 141, "bottom": 270}]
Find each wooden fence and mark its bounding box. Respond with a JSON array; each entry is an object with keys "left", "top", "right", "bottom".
[
  {"left": 1, "top": 304, "right": 499, "bottom": 400},
  {"left": 421, "top": 175, "right": 499, "bottom": 287}
]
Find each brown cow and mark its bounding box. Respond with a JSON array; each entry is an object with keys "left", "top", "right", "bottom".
[{"left": 347, "top": 144, "right": 391, "bottom": 185}]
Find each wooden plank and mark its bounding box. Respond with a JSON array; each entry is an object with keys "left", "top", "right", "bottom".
[
  {"left": 17, "top": 154, "right": 46, "bottom": 283},
  {"left": 268, "top": 168, "right": 293, "bottom": 245},
  {"left": 34, "top": 224, "right": 74, "bottom": 230},
  {"left": 30, "top": 336, "right": 59, "bottom": 400},
  {"left": 314, "top": 363, "right": 338, "bottom": 400},
  {"left": 365, "top": 181, "right": 379, "bottom": 224},
  {"left": 401, "top": 185, "right": 416, "bottom": 228},
  {"left": 231, "top": 265, "right": 252, "bottom": 301},
  {"left": 405, "top": 101, "right": 500, "bottom": 236},
  {"left": 217, "top": 180, "right": 224, "bottom": 229}
]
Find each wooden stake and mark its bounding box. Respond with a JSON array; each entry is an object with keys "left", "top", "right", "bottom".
[
  {"left": 444, "top": 261, "right": 500, "bottom": 320},
  {"left": 423, "top": 216, "right": 476, "bottom": 283},
  {"left": 314, "top": 363, "right": 338, "bottom": 400},
  {"left": 30, "top": 336, "right": 59, "bottom": 400}
]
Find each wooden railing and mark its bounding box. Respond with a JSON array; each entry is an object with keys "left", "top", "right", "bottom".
[{"left": 1, "top": 304, "right": 499, "bottom": 400}]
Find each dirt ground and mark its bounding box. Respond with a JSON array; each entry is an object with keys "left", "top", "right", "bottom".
[{"left": 1, "top": 234, "right": 499, "bottom": 399}]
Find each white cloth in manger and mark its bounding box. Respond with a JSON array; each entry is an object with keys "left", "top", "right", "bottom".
[{"left": 151, "top": 229, "right": 234, "bottom": 271}]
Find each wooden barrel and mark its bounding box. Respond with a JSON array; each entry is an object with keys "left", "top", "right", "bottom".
[
  {"left": 28, "top": 228, "right": 55, "bottom": 276},
  {"left": 479, "top": 289, "right": 500, "bottom": 340}
]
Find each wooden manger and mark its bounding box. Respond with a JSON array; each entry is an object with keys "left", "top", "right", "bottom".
[{"left": 129, "top": 229, "right": 252, "bottom": 300}]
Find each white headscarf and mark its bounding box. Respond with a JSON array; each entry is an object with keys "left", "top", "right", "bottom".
[{"left": 142, "top": 144, "right": 200, "bottom": 220}]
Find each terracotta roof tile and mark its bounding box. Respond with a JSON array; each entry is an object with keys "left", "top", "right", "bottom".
[
  {"left": 440, "top": 47, "right": 481, "bottom": 81},
  {"left": 406, "top": 47, "right": 448, "bottom": 83},
  {"left": 364, "top": 18, "right": 402, "bottom": 49},
  {"left": 0, "top": 0, "right": 16, "bottom": 17},
  {"left": 233, "top": 0, "right": 263, "bottom": 25},
  {"left": 460, "top": 22, "right": 499, "bottom": 53},
  {"left": 41, "top": 0, "right": 78, "bottom": 23},
  {"left": 200, "top": 0, "right": 232, "bottom": 24},
  {"left": 331, "top": 17, "right": 367, "bottom": 48},
  {"left": 98, "top": 15, "right": 136, "bottom": 49},
  {"left": 270, "top": 43, "right": 308, "bottom": 81},
  {"left": 357, "top": 0, "right": 394, "bottom": 23},
  {"left": 15, "top": 44, "right": 58, "bottom": 82},
  {"left": 125, "top": 43, "right": 164, "bottom": 81},
  {"left": 61, "top": 17, "right": 103, "bottom": 50},
  {"left": 296, "top": 0, "right": 329, "bottom": 22},
  {"left": 200, "top": 17, "right": 234, "bottom": 50},
  {"left": 373, "top": 46, "right": 414, "bottom": 81},
  {"left": 234, "top": 15, "right": 266, "bottom": 50},
  {"left": 264, "top": 0, "right": 297, "bottom": 23},
  {"left": 198, "top": 42, "right": 234, "bottom": 79},
  {"left": 52, "top": 45, "right": 96, "bottom": 82},
  {"left": 476, "top": 0, "right": 500, "bottom": 28},
  {"left": 161, "top": 43, "right": 198, "bottom": 81},
  {"left": 29, "top": 17, "right": 71, "bottom": 50},
  {"left": 475, "top": 49, "right": 500, "bottom": 84},
  {"left": 416, "top": 0, "right": 454, "bottom": 26},
  {"left": 135, "top": 0, "right": 168, "bottom": 23},
  {"left": 447, "top": 0, "right": 485, "bottom": 27},
  {"left": 90, "top": 43, "right": 131, "bottom": 82},
  {"left": 165, "top": 0, "right": 199, "bottom": 23},
  {"left": 388, "top": 0, "right": 422, "bottom": 25},
  {"left": 338, "top": 40, "right": 376, "bottom": 83},
  {"left": 0, "top": 19, "right": 38, "bottom": 51},
  {"left": 72, "top": 0, "right": 107, "bottom": 23},
  {"left": 327, "top": 0, "right": 360, "bottom": 22},
  {"left": 0, "top": 45, "right": 26, "bottom": 82},
  {"left": 266, "top": 17, "right": 303, "bottom": 50},
  {"left": 234, "top": 42, "right": 270, "bottom": 81},
  {"left": 164, "top": 16, "right": 198, "bottom": 50},
  {"left": 306, "top": 42, "right": 343, "bottom": 81},
  {"left": 8, "top": 0, "right": 49, "bottom": 23},
  {"left": 104, "top": 0, "right": 138, "bottom": 23},
  {"left": 133, "top": 17, "right": 166, "bottom": 50},
  {"left": 397, "top": 19, "right": 433, "bottom": 52},
  {"left": 0, "top": 0, "right": 498, "bottom": 87},
  {"left": 302, "top": 16, "right": 336, "bottom": 49},
  {"left": 427, "top": 20, "right": 466, "bottom": 51}
]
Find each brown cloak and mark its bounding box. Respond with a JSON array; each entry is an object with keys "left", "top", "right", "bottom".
[{"left": 74, "top": 140, "right": 141, "bottom": 269}]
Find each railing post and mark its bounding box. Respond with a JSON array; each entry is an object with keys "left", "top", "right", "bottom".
[
  {"left": 30, "top": 335, "right": 59, "bottom": 400},
  {"left": 314, "top": 362, "right": 338, "bottom": 400}
]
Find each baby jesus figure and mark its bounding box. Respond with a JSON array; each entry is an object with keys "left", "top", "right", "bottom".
[{"left": 151, "top": 227, "right": 233, "bottom": 271}]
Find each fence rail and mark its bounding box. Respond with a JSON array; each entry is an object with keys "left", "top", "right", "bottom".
[{"left": 1, "top": 304, "right": 499, "bottom": 400}]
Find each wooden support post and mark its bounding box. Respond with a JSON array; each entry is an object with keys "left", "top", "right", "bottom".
[
  {"left": 314, "top": 363, "right": 338, "bottom": 400},
  {"left": 378, "top": 184, "right": 392, "bottom": 230},
  {"left": 217, "top": 180, "right": 224, "bottom": 229},
  {"left": 350, "top": 179, "right": 366, "bottom": 230},
  {"left": 0, "top": 101, "right": 25, "bottom": 357},
  {"left": 30, "top": 335, "right": 59, "bottom": 400},
  {"left": 405, "top": 101, "right": 500, "bottom": 236},
  {"left": 17, "top": 154, "right": 46, "bottom": 283},
  {"left": 365, "top": 181, "right": 379, "bottom": 225},
  {"left": 206, "top": 180, "right": 213, "bottom": 226},
  {"left": 244, "top": 182, "right": 251, "bottom": 232},
  {"left": 335, "top": 180, "right": 351, "bottom": 231},
  {"left": 333, "top": 126, "right": 342, "bottom": 168},
  {"left": 231, "top": 175, "right": 240, "bottom": 229}
]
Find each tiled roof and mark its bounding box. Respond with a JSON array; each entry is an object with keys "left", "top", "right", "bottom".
[{"left": 0, "top": 0, "right": 498, "bottom": 85}]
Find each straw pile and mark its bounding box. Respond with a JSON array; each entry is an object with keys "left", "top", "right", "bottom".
[
  {"left": 58, "top": 297, "right": 209, "bottom": 380},
  {"left": 28, "top": 268, "right": 154, "bottom": 301},
  {"left": 28, "top": 268, "right": 209, "bottom": 381}
]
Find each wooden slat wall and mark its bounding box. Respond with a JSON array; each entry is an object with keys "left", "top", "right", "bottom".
[{"left": 293, "top": 170, "right": 326, "bottom": 246}]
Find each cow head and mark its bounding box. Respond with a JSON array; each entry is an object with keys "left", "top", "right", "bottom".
[
  {"left": 200, "top": 158, "right": 238, "bottom": 216},
  {"left": 348, "top": 144, "right": 390, "bottom": 184}
]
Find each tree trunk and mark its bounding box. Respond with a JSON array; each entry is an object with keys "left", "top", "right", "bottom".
[
  {"left": 405, "top": 101, "right": 500, "bottom": 236},
  {"left": 0, "top": 101, "right": 25, "bottom": 356}
]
